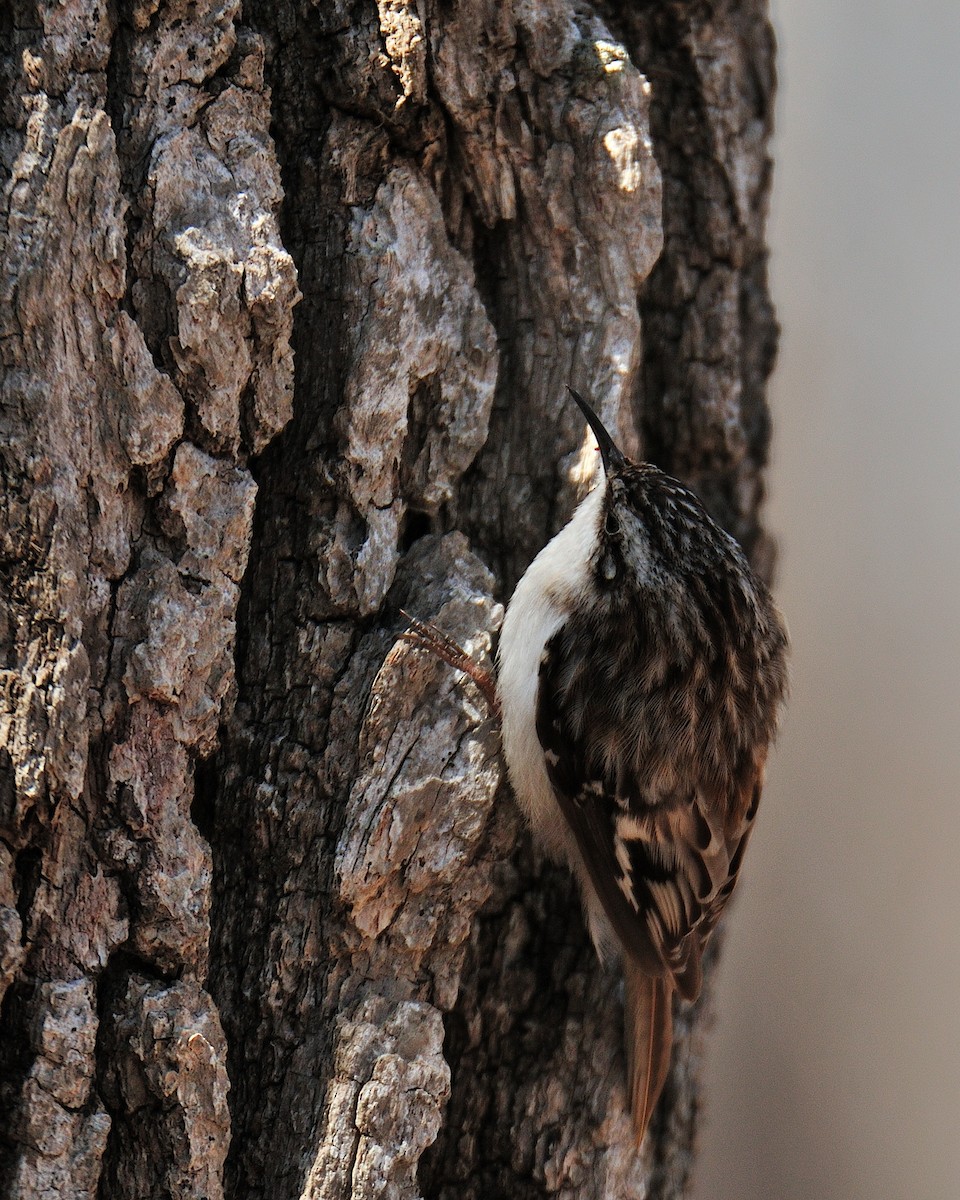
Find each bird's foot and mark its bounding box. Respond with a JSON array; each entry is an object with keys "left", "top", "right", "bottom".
[{"left": 400, "top": 611, "right": 501, "bottom": 719}]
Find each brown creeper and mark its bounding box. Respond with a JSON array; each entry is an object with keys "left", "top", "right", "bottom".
[{"left": 497, "top": 390, "right": 789, "bottom": 1145}]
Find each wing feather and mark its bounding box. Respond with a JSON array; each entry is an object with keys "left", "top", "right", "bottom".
[{"left": 536, "top": 619, "right": 764, "bottom": 1001}]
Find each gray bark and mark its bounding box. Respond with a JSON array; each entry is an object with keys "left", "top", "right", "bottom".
[{"left": 0, "top": 2, "right": 778, "bottom": 1198}]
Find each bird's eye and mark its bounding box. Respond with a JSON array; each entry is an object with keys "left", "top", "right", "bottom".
[{"left": 605, "top": 510, "right": 621, "bottom": 537}]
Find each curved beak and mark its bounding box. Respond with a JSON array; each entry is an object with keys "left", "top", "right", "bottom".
[{"left": 567, "top": 388, "right": 627, "bottom": 474}]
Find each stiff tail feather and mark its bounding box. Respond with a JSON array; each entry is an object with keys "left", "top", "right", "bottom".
[{"left": 624, "top": 960, "right": 673, "bottom": 1146}]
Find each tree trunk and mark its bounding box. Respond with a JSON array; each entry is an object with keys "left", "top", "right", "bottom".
[{"left": 0, "top": 2, "right": 778, "bottom": 1198}]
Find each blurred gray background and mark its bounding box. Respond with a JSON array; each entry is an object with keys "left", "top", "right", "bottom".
[{"left": 692, "top": 2, "right": 960, "bottom": 1198}]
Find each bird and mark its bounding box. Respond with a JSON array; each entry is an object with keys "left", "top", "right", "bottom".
[{"left": 494, "top": 388, "right": 789, "bottom": 1145}]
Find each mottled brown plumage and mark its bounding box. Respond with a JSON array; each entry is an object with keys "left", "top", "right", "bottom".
[{"left": 498, "top": 390, "right": 788, "bottom": 1146}]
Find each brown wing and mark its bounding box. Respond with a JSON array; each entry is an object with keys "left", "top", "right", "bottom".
[{"left": 536, "top": 622, "right": 764, "bottom": 1001}]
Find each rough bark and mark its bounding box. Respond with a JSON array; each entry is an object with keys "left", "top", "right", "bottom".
[{"left": 0, "top": 2, "right": 778, "bottom": 1199}]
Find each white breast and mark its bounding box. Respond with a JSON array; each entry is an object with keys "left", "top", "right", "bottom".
[{"left": 496, "top": 482, "right": 605, "bottom": 863}]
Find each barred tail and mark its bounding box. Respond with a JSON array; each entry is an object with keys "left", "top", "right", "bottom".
[{"left": 624, "top": 960, "right": 673, "bottom": 1146}]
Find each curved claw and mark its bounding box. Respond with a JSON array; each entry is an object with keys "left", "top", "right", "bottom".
[{"left": 400, "top": 611, "right": 501, "bottom": 719}]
